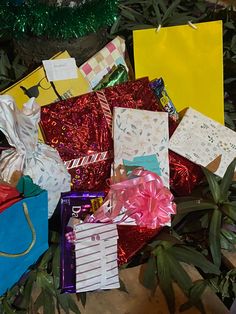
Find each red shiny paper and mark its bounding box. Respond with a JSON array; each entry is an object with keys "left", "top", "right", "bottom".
[
  {"left": 0, "top": 184, "right": 21, "bottom": 213},
  {"left": 40, "top": 78, "right": 160, "bottom": 191},
  {"left": 117, "top": 225, "right": 161, "bottom": 265},
  {"left": 169, "top": 151, "right": 203, "bottom": 196}
]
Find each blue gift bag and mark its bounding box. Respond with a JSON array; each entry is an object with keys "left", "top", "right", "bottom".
[{"left": 0, "top": 191, "right": 48, "bottom": 295}]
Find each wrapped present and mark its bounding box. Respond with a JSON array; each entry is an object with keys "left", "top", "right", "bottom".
[
  {"left": 79, "top": 36, "right": 128, "bottom": 89},
  {"left": 74, "top": 223, "right": 119, "bottom": 292},
  {"left": 169, "top": 151, "right": 203, "bottom": 196},
  {"left": 1, "top": 51, "right": 90, "bottom": 141},
  {"left": 113, "top": 107, "right": 169, "bottom": 187},
  {"left": 0, "top": 95, "right": 70, "bottom": 218},
  {"left": 60, "top": 191, "right": 105, "bottom": 293},
  {"left": 93, "top": 64, "right": 129, "bottom": 91},
  {"left": 169, "top": 107, "right": 236, "bottom": 179},
  {"left": 40, "top": 78, "right": 160, "bottom": 191}
]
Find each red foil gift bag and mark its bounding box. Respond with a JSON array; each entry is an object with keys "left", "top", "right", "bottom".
[{"left": 40, "top": 78, "right": 160, "bottom": 191}]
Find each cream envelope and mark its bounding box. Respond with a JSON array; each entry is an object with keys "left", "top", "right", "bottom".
[
  {"left": 113, "top": 107, "right": 169, "bottom": 187},
  {"left": 169, "top": 107, "right": 236, "bottom": 179}
]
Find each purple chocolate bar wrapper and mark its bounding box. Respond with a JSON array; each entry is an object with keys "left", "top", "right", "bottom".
[{"left": 60, "top": 191, "right": 105, "bottom": 293}]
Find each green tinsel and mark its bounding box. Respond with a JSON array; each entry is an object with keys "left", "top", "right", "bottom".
[{"left": 0, "top": 0, "right": 118, "bottom": 40}]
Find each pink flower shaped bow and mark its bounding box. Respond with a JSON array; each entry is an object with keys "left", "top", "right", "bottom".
[{"left": 86, "top": 168, "right": 176, "bottom": 229}]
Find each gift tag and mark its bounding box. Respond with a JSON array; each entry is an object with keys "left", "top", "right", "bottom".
[{"left": 43, "top": 58, "right": 78, "bottom": 81}]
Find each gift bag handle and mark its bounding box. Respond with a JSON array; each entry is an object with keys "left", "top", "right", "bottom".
[{"left": 0, "top": 202, "right": 36, "bottom": 258}]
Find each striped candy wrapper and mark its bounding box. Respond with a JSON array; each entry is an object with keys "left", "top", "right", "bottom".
[{"left": 75, "top": 223, "right": 119, "bottom": 292}]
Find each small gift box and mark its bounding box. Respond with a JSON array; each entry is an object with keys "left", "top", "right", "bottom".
[
  {"left": 79, "top": 36, "right": 128, "bottom": 89},
  {"left": 169, "top": 107, "right": 236, "bottom": 179},
  {"left": 113, "top": 107, "right": 169, "bottom": 187},
  {"left": 75, "top": 223, "right": 119, "bottom": 292},
  {"left": 60, "top": 191, "right": 105, "bottom": 293},
  {"left": 40, "top": 78, "right": 160, "bottom": 191}
]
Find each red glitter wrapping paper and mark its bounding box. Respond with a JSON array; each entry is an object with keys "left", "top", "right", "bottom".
[
  {"left": 117, "top": 225, "right": 161, "bottom": 265},
  {"left": 40, "top": 78, "right": 160, "bottom": 191}
]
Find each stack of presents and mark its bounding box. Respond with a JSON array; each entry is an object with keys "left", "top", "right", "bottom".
[{"left": 0, "top": 20, "right": 235, "bottom": 296}]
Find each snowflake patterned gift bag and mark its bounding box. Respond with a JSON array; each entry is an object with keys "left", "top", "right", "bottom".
[
  {"left": 0, "top": 95, "right": 70, "bottom": 218},
  {"left": 113, "top": 107, "right": 169, "bottom": 187},
  {"left": 74, "top": 223, "right": 119, "bottom": 292},
  {"left": 169, "top": 107, "right": 236, "bottom": 179}
]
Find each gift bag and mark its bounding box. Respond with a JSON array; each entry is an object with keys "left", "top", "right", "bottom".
[
  {"left": 1, "top": 51, "right": 90, "bottom": 142},
  {"left": 133, "top": 21, "right": 224, "bottom": 124},
  {"left": 74, "top": 223, "right": 119, "bottom": 292},
  {"left": 0, "top": 190, "right": 48, "bottom": 295},
  {"left": 0, "top": 95, "right": 71, "bottom": 218}
]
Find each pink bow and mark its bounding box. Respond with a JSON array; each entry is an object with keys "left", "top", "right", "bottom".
[{"left": 86, "top": 169, "right": 176, "bottom": 229}]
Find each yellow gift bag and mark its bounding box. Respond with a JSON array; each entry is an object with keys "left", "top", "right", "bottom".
[
  {"left": 1, "top": 51, "right": 90, "bottom": 141},
  {"left": 133, "top": 21, "right": 224, "bottom": 124}
]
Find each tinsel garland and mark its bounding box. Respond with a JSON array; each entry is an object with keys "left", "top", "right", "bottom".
[{"left": 0, "top": 0, "right": 118, "bottom": 40}]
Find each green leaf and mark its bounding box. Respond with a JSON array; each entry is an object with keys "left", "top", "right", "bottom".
[
  {"left": 158, "top": 0, "right": 167, "bottom": 13},
  {"left": 34, "top": 290, "right": 45, "bottom": 313},
  {"left": 176, "top": 200, "right": 216, "bottom": 216},
  {"left": 220, "top": 231, "right": 234, "bottom": 251},
  {"left": 52, "top": 245, "right": 60, "bottom": 289},
  {"left": 110, "top": 16, "right": 121, "bottom": 35},
  {"left": 209, "top": 209, "right": 222, "bottom": 267},
  {"left": 201, "top": 167, "right": 221, "bottom": 203},
  {"left": 220, "top": 158, "right": 236, "bottom": 202},
  {"left": 2, "top": 299, "right": 15, "bottom": 314},
  {"left": 56, "top": 292, "right": 70, "bottom": 314},
  {"left": 221, "top": 203, "right": 236, "bottom": 222},
  {"left": 36, "top": 272, "right": 56, "bottom": 297},
  {"left": 180, "top": 280, "right": 207, "bottom": 313},
  {"left": 166, "top": 252, "right": 193, "bottom": 294},
  {"left": 170, "top": 246, "right": 220, "bottom": 275},
  {"left": 221, "top": 228, "right": 236, "bottom": 244},
  {"left": 224, "top": 21, "right": 235, "bottom": 30},
  {"left": 17, "top": 271, "right": 36, "bottom": 310},
  {"left": 152, "top": 0, "right": 162, "bottom": 25},
  {"left": 156, "top": 246, "right": 175, "bottom": 314},
  {"left": 68, "top": 295, "right": 81, "bottom": 314},
  {"left": 38, "top": 245, "right": 54, "bottom": 270},
  {"left": 140, "top": 255, "right": 158, "bottom": 292},
  {"left": 224, "top": 77, "right": 236, "bottom": 84},
  {"left": 162, "top": 0, "right": 181, "bottom": 23}
]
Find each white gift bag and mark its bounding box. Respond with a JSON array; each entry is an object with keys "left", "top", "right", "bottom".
[
  {"left": 0, "top": 95, "right": 71, "bottom": 218},
  {"left": 74, "top": 223, "right": 119, "bottom": 292}
]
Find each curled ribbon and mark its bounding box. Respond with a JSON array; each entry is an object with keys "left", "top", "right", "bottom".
[{"left": 86, "top": 168, "right": 176, "bottom": 229}]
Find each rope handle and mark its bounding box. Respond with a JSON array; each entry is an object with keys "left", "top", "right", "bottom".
[{"left": 0, "top": 202, "right": 36, "bottom": 258}]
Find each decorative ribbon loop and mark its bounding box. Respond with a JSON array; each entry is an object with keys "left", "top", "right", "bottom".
[{"left": 86, "top": 168, "right": 176, "bottom": 229}]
